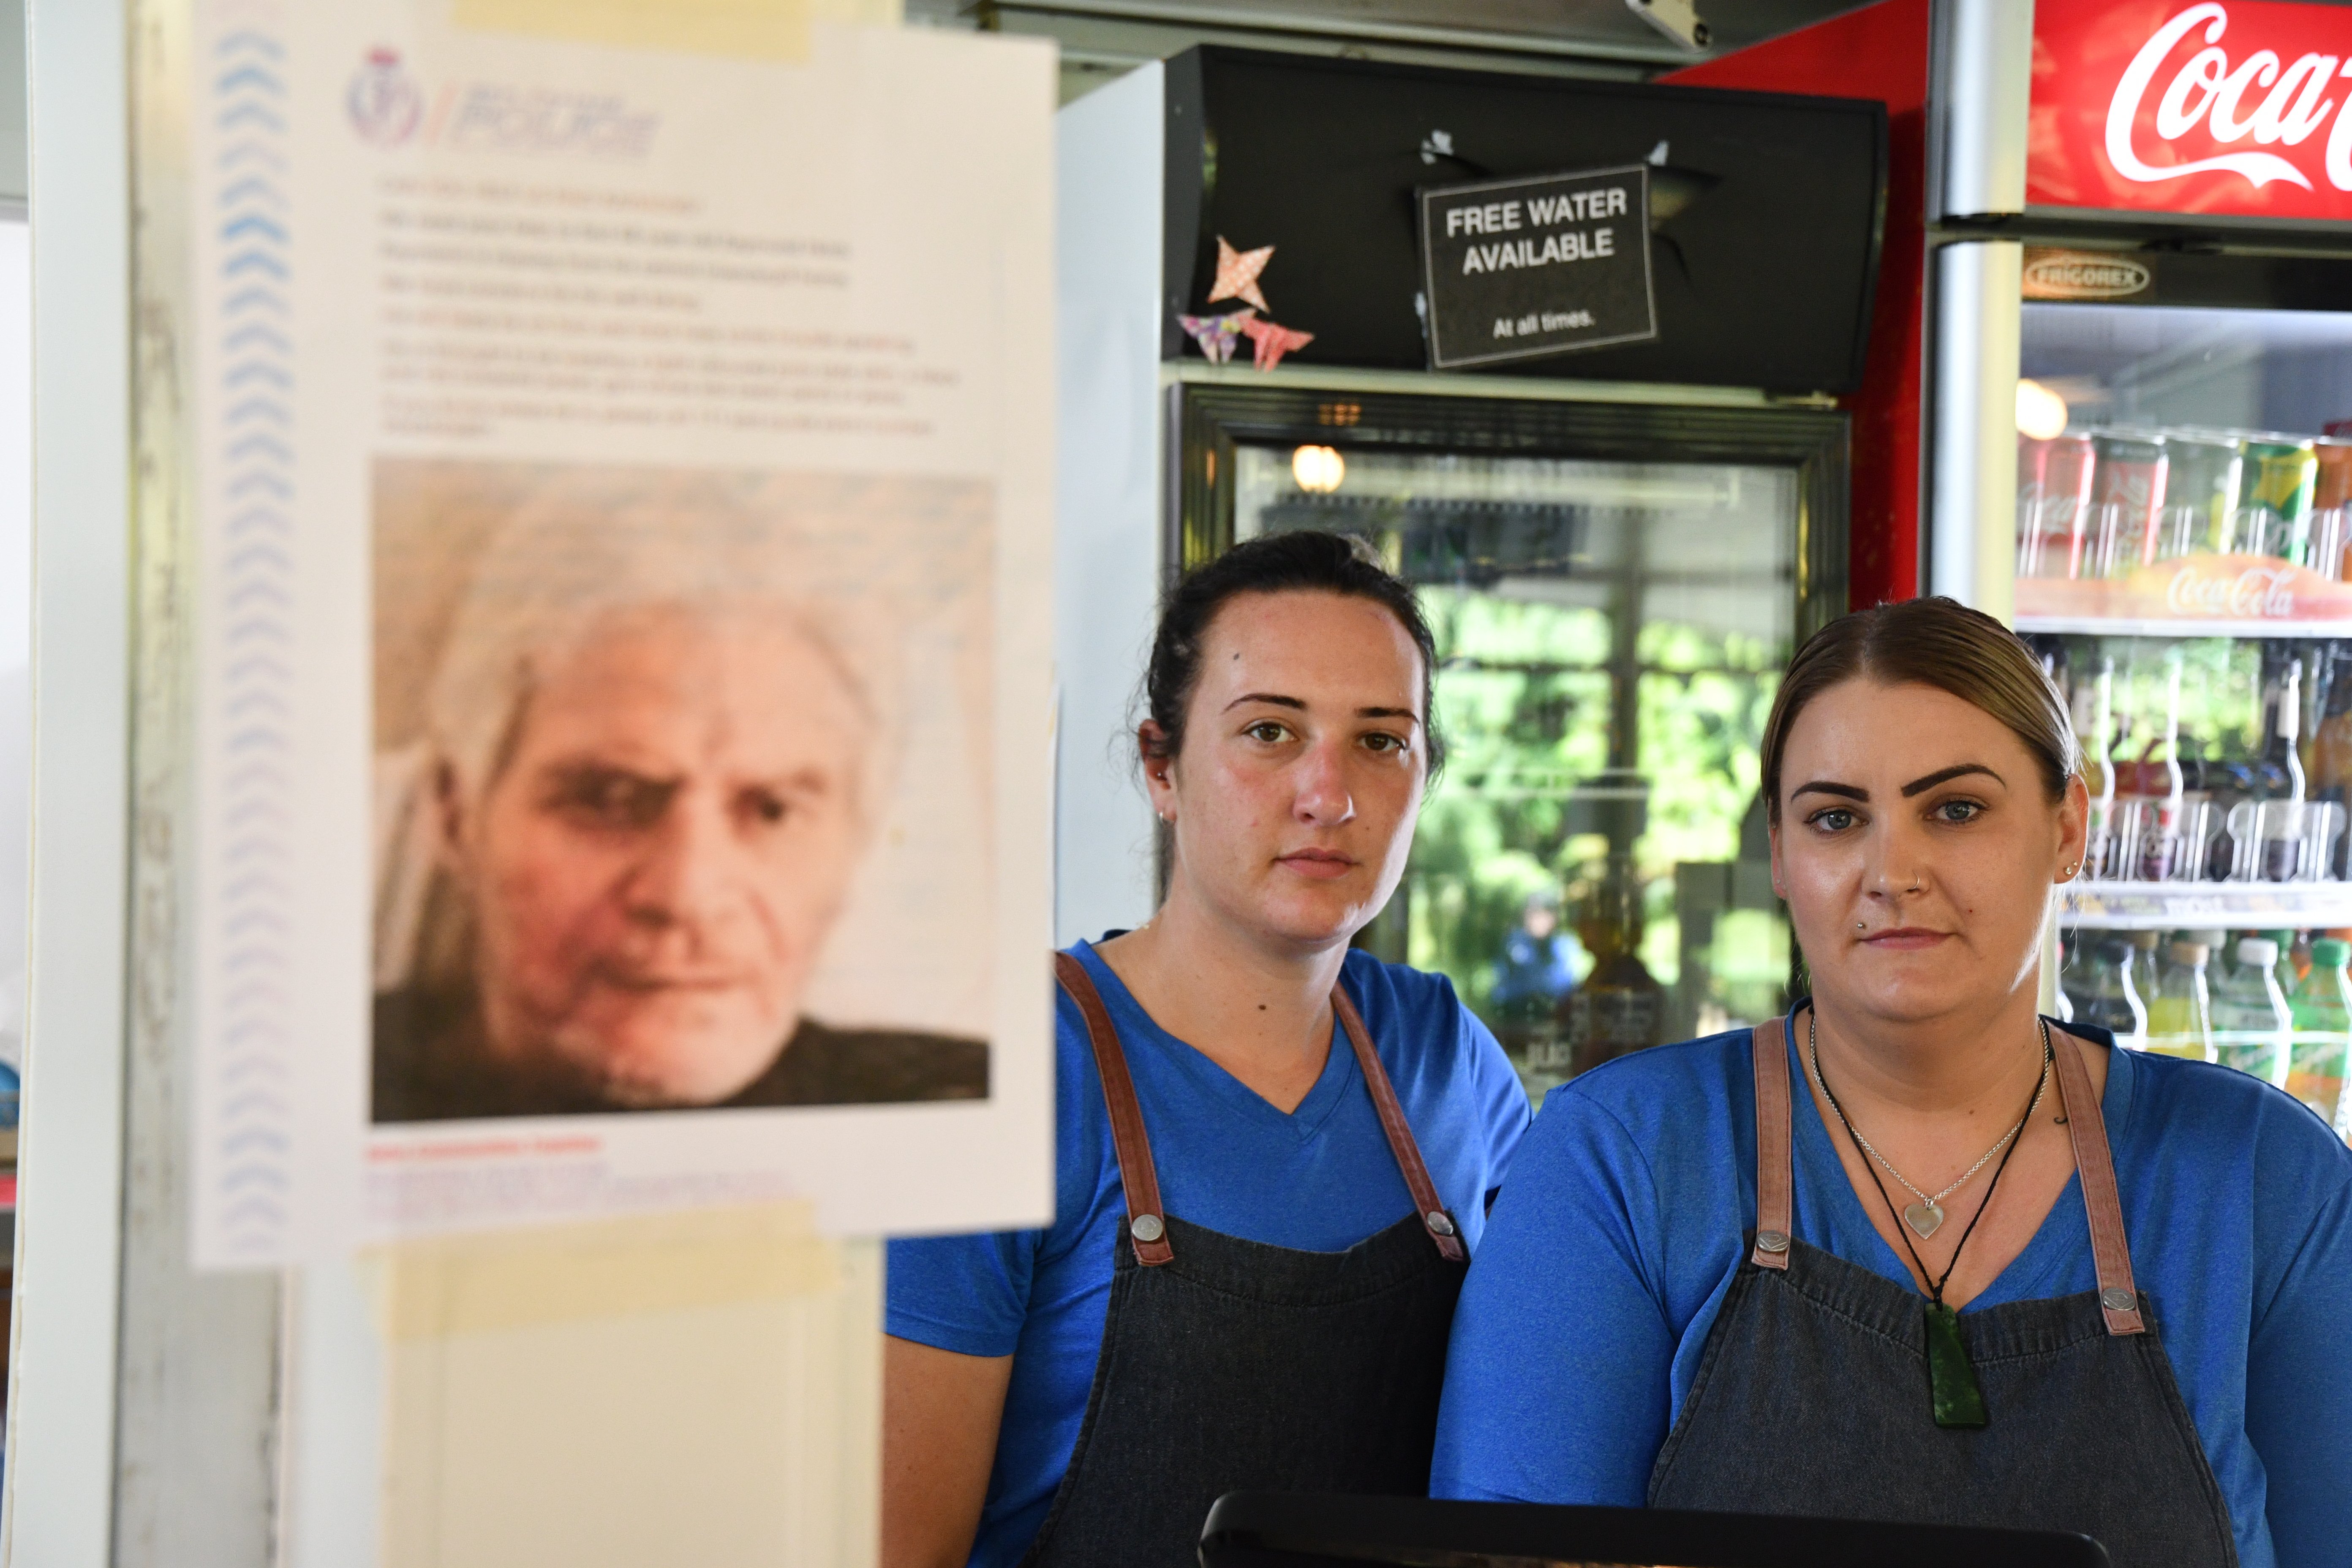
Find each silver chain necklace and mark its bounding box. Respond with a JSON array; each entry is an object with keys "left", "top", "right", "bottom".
[{"left": 1806, "top": 1010, "right": 2053, "bottom": 1241}]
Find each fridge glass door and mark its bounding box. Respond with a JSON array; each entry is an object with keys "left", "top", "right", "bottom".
[
  {"left": 1233, "top": 441, "right": 1798, "bottom": 1100},
  {"left": 2016, "top": 299, "right": 2352, "bottom": 1074}
]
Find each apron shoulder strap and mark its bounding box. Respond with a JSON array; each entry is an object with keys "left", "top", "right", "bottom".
[
  {"left": 1332, "top": 982, "right": 1467, "bottom": 1263},
  {"left": 1053, "top": 951, "right": 1174, "bottom": 1266},
  {"left": 2049, "top": 1025, "right": 2147, "bottom": 1336},
  {"left": 1750, "top": 1015, "right": 1795, "bottom": 1271}
]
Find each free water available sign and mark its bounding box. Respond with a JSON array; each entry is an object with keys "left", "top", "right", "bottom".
[{"left": 1418, "top": 165, "right": 1658, "bottom": 370}]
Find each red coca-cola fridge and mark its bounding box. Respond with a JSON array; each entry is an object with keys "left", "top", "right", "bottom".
[{"left": 1679, "top": 0, "right": 2352, "bottom": 1116}]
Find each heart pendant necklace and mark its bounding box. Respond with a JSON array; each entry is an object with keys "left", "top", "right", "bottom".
[{"left": 1807, "top": 1024, "right": 2051, "bottom": 1242}]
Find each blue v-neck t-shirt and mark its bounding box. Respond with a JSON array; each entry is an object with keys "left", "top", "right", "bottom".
[
  {"left": 887, "top": 939, "right": 1530, "bottom": 1568},
  {"left": 1431, "top": 1021, "right": 2352, "bottom": 1568}
]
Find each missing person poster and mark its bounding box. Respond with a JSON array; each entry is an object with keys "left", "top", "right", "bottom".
[{"left": 188, "top": 6, "right": 1055, "bottom": 1266}]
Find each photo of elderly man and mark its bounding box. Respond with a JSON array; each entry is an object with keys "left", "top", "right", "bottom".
[{"left": 370, "top": 470, "right": 989, "bottom": 1123}]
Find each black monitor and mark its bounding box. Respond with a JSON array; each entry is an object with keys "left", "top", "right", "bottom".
[{"left": 1198, "top": 1493, "right": 2112, "bottom": 1567}]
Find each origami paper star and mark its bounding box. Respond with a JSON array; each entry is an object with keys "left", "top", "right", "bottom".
[
  {"left": 1176, "top": 308, "right": 1257, "bottom": 364},
  {"left": 1239, "top": 314, "right": 1314, "bottom": 371},
  {"left": 1209, "top": 236, "right": 1275, "bottom": 312}
]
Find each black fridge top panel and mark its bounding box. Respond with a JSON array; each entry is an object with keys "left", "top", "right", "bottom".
[
  {"left": 2016, "top": 243, "right": 2352, "bottom": 312},
  {"left": 1161, "top": 48, "right": 1888, "bottom": 395}
]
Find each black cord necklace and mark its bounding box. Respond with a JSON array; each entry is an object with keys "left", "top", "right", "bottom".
[{"left": 1808, "top": 1009, "right": 2054, "bottom": 1430}]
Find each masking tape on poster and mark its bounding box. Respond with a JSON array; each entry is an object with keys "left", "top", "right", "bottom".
[
  {"left": 366, "top": 1200, "right": 844, "bottom": 1341},
  {"left": 451, "top": 0, "right": 902, "bottom": 62}
]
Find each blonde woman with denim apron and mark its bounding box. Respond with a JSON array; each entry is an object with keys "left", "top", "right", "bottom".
[{"left": 1437, "top": 597, "right": 2352, "bottom": 1567}]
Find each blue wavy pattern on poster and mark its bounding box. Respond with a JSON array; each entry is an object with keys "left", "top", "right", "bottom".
[{"left": 212, "top": 14, "right": 294, "bottom": 1263}]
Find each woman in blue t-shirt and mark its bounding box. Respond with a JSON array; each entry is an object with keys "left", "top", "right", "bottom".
[
  {"left": 884, "top": 532, "right": 1527, "bottom": 1568},
  {"left": 1435, "top": 596, "right": 2352, "bottom": 1567}
]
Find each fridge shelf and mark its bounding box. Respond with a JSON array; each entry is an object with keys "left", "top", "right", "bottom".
[
  {"left": 2017, "top": 616, "right": 2352, "bottom": 640},
  {"left": 2059, "top": 881, "right": 2352, "bottom": 929},
  {"left": 2014, "top": 555, "right": 2352, "bottom": 638}
]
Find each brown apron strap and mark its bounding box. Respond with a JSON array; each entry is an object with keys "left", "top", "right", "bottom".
[
  {"left": 1332, "top": 983, "right": 1468, "bottom": 1263},
  {"left": 2050, "top": 1025, "right": 2146, "bottom": 1337},
  {"left": 1750, "top": 1015, "right": 1795, "bottom": 1271},
  {"left": 1054, "top": 952, "right": 1174, "bottom": 1266}
]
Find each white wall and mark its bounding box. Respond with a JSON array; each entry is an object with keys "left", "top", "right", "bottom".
[{"left": 1053, "top": 64, "right": 1165, "bottom": 946}]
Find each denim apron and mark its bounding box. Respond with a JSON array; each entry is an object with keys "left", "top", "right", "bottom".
[
  {"left": 1022, "top": 953, "right": 1470, "bottom": 1568},
  {"left": 1648, "top": 1015, "right": 2239, "bottom": 1567}
]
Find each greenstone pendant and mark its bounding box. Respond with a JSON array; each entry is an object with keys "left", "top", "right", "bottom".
[{"left": 1925, "top": 1302, "right": 1988, "bottom": 1429}]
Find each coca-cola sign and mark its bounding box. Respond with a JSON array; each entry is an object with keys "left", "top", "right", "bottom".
[{"left": 2031, "top": 0, "right": 2352, "bottom": 219}]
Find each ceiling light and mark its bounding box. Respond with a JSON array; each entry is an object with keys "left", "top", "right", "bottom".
[
  {"left": 1292, "top": 444, "right": 1345, "bottom": 494},
  {"left": 2017, "top": 378, "right": 2070, "bottom": 441}
]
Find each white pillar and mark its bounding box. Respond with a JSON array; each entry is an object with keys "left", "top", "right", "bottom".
[
  {"left": 5, "top": 0, "right": 133, "bottom": 1557},
  {"left": 1929, "top": 240, "right": 2024, "bottom": 626}
]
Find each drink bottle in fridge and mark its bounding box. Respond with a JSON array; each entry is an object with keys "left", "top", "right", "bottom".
[
  {"left": 2143, "top": 939, "right": 2215, "bottom": 1061},
  {"left": 2287, "top": 937, "right": 2352, "bottom": 1129},
  {"left": 2072, "top": 938, "right": 2147, "bottom": 1048},
  {"left": 2212, "top": 936, "right": 2294, "bottom": 1088}
]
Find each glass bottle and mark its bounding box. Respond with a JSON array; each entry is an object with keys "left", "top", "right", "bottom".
[
  {"left": 2055, "top": 933, "right": 2085, "bottom": 1024},
  {"left": 2287, "top": 937, "right": 2352, "bottom": 1129},
  {"left": 2265, "top": 928, "right": 2308, "bottom": 994},
  {"left": 2212, "top": 935, "right": 2294, "bottom": 1087},
  {"left": 2261, "top": 659, "right": 2309, "bottom": 879},
  {"left": 2140, "top": 651, "right": 2187, "bottom": 880},
  {"left": 2312, "top": 644, "right": 2352, "bottom": 879},
  {"left": 1560, "top": 855, "right": 1665, "bottom": 1076},
  {"left": 2143, "top": 939, "right": 2215, "bottom": 1062},
  {"left": 2085, "top": 659, "right": 2118, "bottom": 878},
  {"left": 2071, "top": 938, "right": 2146, "bottom": 1049}
]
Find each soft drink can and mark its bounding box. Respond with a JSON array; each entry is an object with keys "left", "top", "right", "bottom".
[
  {"left": 2020, "top": 433, "right": 2095, "bottom": 578},
  {"left": 2313, "top": 440, "right": 2352, "bottom": 579},
  {"left": 2016, "top": 436, "right": 2051, "bottom": 577},
  {"left": 2090, "top": 432, "right": 2169, "bottom": 577},
  {"left": 2240, "top": 436, "right": 2319, "bottom": 563},
  {"left": 2159, "top": 431, "right": 2243, "bottom": 557}
]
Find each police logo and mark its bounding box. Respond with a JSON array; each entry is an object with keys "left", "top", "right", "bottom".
[{"left": 347, "top": 47, "right": 422, "bottom": 147}]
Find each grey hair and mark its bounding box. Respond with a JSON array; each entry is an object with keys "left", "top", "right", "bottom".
[{"left": 424, "top": 471, "right": 903, "bottom": 822}]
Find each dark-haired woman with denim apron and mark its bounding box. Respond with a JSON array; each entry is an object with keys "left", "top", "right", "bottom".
[
  {"left": 882, "top": 532, "right": 1527, "bottom": 1568},
  {"left": 1434, "top": 600, "right": 2352, "bottom": 1565}
]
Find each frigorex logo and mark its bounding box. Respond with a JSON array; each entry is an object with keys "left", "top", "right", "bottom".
[
  {"left": 2023, "top": 250, "right": 2154, "bottom": 299},
  {"left": 347, "top": 47, "right": 422, "bottom": 147}
]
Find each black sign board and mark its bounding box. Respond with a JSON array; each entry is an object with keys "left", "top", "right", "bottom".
[{"left": 1417, "top": 165, "right": 1658, "bottom": 370}]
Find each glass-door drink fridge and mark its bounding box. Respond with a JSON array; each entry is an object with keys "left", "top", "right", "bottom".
[
  {"left": 1055, "top": 49, "right": 1884, "bottom": 1101},
  {"left": 1681, "top": 0, "right": 2352, "bottom": 1128},
  {"left": 2010, "top": 283, "right": 2352, "bottom": 1124}
]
